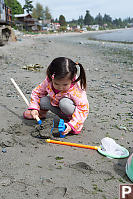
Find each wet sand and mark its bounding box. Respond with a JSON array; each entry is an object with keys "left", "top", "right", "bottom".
[{"left": 0, "top": 32, "right": 133, "bottom": 198}]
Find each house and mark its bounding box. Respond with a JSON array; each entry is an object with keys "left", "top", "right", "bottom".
[
  {"left": 42, "top": 22, "right": 60, "bottom": 32},
  {"left": 14, "top": 13, "right": 42, "bottom": 31},
  {"left": 128, "top": 23, "right": 133, "bottom": 28},
  {"left": 89, "top": 25, "right": 99, "bottom": 31},
  {"left": 53, "top": 22, "right": 60, "bottom": 30},
  {"left": 81, "top": 26, "right": 88, "bottom": 32},
  {"left": 72, "top": 25, "right": 81, "bottom": 32}
]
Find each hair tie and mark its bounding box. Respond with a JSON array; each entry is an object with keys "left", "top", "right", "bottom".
[{"left": 51, "top": 73, "right": 55, "bottom": 79}]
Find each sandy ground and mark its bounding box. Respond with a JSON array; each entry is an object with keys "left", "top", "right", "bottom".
[{"left": 0, "top": 32, "right": 133, "bottom": 199}]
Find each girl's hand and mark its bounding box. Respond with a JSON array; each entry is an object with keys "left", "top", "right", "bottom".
[
  {"left": 62, "top": 123, "right": 72, "bottom": 135},
  {"left": 31, "top": 110, "right": 39, "bottom": 120}
]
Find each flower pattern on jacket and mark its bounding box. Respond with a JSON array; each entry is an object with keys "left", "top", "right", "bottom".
[{"left": 29, "top": 77, "right": 89, "bottom": 133}]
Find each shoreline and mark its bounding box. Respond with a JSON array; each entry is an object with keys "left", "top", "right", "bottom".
[
  {"left": 0, "top": 33, "right": 133, "bottom": 198},
  {"left": 19, "top": 27, "right": 133, "bottom": 44}
]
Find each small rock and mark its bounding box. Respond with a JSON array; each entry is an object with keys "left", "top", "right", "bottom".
[
  {"left": 119, "top": 126, "right": 127, "bottom": 131},
  {"left": 2, "top": 148, "right": 7, "bottom": 153},
  {"left": 6, "top": 93, "right": 12, "bottom": 97},
  {"left": 0, "top": 133, "right": 14, "bottom": 147},
  {"left": 0, "top": 177, "right": 12, "bottom": 186}
]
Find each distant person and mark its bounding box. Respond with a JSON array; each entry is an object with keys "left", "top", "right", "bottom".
[{"left": 23, "top": 57, "right": 89, "bottom": 135}]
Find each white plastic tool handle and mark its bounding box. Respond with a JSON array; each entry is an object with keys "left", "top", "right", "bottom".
[
  {"left": 11, "top": 78, "right": 29, "bottom": 106},
  {"left": 10, "top": 78, "right": 41, "bottom": 123}
]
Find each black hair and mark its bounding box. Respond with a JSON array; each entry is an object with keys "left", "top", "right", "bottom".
[{"left": 47, "top": 57, "right": 86, "bottom": 90}]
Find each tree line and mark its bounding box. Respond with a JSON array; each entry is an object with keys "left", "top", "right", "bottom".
[
  {"left": 5, "top": 0, "right": 133, "bottom": 29},
  {"left": 77, "top": 10, "right": 133, "bottom": 29}
]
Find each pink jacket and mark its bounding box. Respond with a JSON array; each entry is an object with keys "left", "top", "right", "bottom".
[{"left": 29, "top": 77, "right": 89, "bottom": 134}]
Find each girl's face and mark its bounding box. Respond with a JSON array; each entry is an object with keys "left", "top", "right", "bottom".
[{"left": 52, "top": 75, "right": 72, "bottom": 91}]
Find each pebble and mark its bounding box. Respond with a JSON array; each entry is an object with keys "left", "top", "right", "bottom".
[
  {"left": 2, "top": 148, "right": 7, "bottom": 153},
  {"left": 119, "top": 126, "right": 127, "bottom": 131},
  {"left": 0, "top": 133, "right": 14, "bottom": 147},
  {"left": 0, "top": 177, "right": 11, "bottom": 186}
]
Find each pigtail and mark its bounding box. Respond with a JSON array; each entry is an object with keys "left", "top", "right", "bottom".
[
  {"left": 74, "top": 63, "right": 86, "bottom": 90},
  {"left": 79, "top": 63, "right": 86, "bottom": 90}
]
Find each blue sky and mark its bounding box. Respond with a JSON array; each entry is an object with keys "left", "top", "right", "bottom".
[{"left": 18, "top": 0, "right": 133, "bottom": 21}]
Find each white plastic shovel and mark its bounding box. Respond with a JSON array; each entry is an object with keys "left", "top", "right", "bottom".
[{"left": 10, "top": 78, "right": 42, "bottom": 125}]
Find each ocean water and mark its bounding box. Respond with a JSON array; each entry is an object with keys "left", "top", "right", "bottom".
[{"left": 91, "top": 28, "right": 133, "bottom": 43}]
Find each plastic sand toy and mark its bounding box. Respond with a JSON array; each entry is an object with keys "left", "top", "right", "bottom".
[
  {"left": 46, "top": 137, "right": 129, "bottom": 159},
  {"left": 51, "top": 119, "right": 66, "bottom": 138},
  {"left": 126, "top": 153, "right": 133, "bottom": 182}
]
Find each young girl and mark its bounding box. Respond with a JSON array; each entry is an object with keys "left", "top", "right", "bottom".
[{"left": 24, "top": 57, "right": 89, "bottom": 135}]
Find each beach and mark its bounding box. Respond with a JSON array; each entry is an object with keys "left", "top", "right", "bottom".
[{"left": 0, "top": 32, "right": 133, "bottom": 198}]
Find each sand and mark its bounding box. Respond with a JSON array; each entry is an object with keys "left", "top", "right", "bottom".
[{"left": 0, "top": 31, "right": 133, "bottom": 199}]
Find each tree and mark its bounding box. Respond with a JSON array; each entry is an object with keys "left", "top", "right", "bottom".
[
  {"left": 5, "top": 0, "right": 24, "bottom": 15},
  {"left": 54, "top": 18, "right": 59, "bottom": 23},
  {"left": 32, "top": 3, "right": 44, "bottom": 20},
  {"left": 44, "top": 6, "right": 52, "bottom": 20},
  {"left": 59, "top": 15, "right": 67, "bottom": 26},
  {"left": 84, "top": 10, "right": 94, "bottom": 25},
  {"left": 23, "top": 0, "right": 33, "bottom": 14},
  {"left": 113, "top": 18, "right": 123, "bottom": 28},
  {"left": 103, "top": 14, "right": 112, "bottom": 25},
  {"left": 95, "top": 13, "right": 103, "bottom": 26},
  {"left": 78, "top": 15, "right": 84, "bottom": 26}
]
